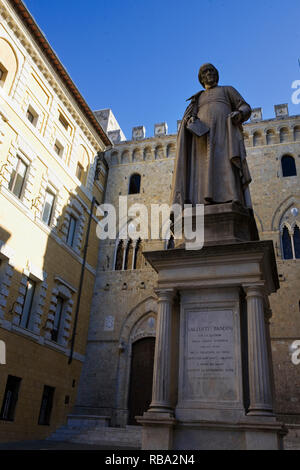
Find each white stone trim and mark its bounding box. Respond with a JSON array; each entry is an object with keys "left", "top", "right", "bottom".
[
  {"left": 12, "top": 266, "right": 48, "bottom": 334},
  {"left": 44, "top": 278, "right": 75, "bottom": 347},
  {"left": 61, "top": 196, "right": 85, "bottom": 254},
  {"left": 0, "top": 240, "right": 14, "bottom": 320}
]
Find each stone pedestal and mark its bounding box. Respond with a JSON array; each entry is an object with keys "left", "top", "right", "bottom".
[{"left": 137, "top": 239, "right": 287, "bottom": 449}]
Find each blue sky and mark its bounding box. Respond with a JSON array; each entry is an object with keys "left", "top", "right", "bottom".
[{"left": 24, "top": 0, "right": 300, "bottom": 139}]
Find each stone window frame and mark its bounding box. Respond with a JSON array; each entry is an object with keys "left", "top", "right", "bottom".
[
  {"left": 34, "top": 169, "right": 64, "bottom": 231},
  {"left": 113, "top": 237, "right": 141, "bottom": 271},
  {"left": 2, "top": 140, "right": 37, "bottom": 210},
  {"left": 60, "top": 197, "right": 85, "bottom": 255},
  {"left": 12, "top": 264, "right": 48, "bottom": 335},
  {"left": 0, "top": 241, "right": 14, "bottom": 322},
  {"left": 44, "top": 277, "right": 75, "bottom": 348},
  {"left": 21, "top": 91, "right": 45, "bottom": 135},
  {"left": 280, "top": 222, "right": 300, "bottom": 260}
]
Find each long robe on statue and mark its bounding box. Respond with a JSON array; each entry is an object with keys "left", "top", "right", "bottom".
[{"left": 171, "top": 85, "right": 252, "bottom": 207}]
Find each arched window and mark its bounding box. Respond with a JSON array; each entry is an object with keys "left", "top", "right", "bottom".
[
  {"left": 124, "top": 239, "right": 133, "bottom": 270},
  {"left": 282, "top": 226, "right": 293, "bottom": 259},
  {"left": 155, "top": 145, "right": 164, "bottom": 160},
  {"left": 129, "top": 173, "right": 141, "bottom": 194},
  {"left": 114, "top": 240, "right": 124, "bottom": 270},
  {"left": 293, "top": 226, "right": 300, "bottom": 259},
  {"left": 294, "top": 126, "right": 300, "bottom": 141},
  {"left": 121, "top": 151, "right": 129, "bottom": 164},
  {"left": 133, "top": 239, "right": 142, "bottom": 269},
  {"left": 266, "top": 129, "right": 276, "bottom": 145},
  {"left": 253, "top": 131, "right": 262, "bottom": 147},
  {"left": 279, "top": 127, "right": 289, "bottom": 143},
  {"left": 0, "top": 38, "right": 18, "bottom": 94},
  {"left": 143, "top": 147, "right": 152, "bottom": 161},
  {"left": 166, "top": 144, "right": 175, "bottom": 158},
  {"left": 281, "top": 155, "right": 297, "bottom": 177}
]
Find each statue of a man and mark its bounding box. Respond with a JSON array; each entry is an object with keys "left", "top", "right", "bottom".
[{"left": 171, "top": 63, "right": 252, "bottom": 208}]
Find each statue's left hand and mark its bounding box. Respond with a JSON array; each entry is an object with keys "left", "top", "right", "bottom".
[{"left": 229, "top": 111, "right": 242, "bottom": 124}]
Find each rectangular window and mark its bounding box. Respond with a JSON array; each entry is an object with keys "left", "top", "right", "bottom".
[
  {"left": 54, "top": 140, "right": 64, "bottom": 158},
  {"left": 38, "top": 385, "right": 55, "bottom": 425},
  {"left": 26, "top": 109, "right": 34, "bottom": 124},
  {"left": 20, "top": 278, "right": 36, "bottom": 329},
  {"left": 0, "top": 375, "right": 22, "bottom": 421},
  {"left": 0, "top": 63, "right": 7, "bottom": 85},
  {"left": 76, "top": 162, "right": 83, "bottom": 181},
  {"left": 8, "top": 155, "right": 28, "bottom": 199},
  {"left": 26, "top": 105, "right": 38, "bottom": 127},
  {"left": 42, "top": 189, "right": 55, "bottom": 226},
  {"left": 66, "top": 215, "right": 77, "bottom": 247},
  {"left": 51, "top": 295, "right": 64, "bottom": 342},
  {"left": 58, "top": 113, "right": 69, "bottom": 131}
]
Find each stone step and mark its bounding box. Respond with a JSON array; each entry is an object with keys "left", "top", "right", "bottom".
[{"left": 47, "top": 420, "right": 141, "bottom": 448}]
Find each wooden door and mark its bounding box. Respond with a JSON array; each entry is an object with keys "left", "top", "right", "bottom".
[{"left": 127, "top": 337, "right": 155, "bottom": 425}]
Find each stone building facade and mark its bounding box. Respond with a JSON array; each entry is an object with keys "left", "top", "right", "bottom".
[
  {"left": 0, "top": 0, "right": 110, "bottom": 442},
  {"left": 75, "top": 104, "right": 300, "bottom": 432}
]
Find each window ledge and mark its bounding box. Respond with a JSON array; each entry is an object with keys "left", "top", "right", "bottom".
[
  {"left": 0, "top": 186, "right": 32, "bottom": 218},
  {"left": 44, "top": 338, "right": 67, "bottom": 354},
  {"left": 11, "top": 323, "right": 40, "bottom": 342}
]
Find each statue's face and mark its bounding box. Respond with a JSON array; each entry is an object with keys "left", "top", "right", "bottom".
[{"left": 201, "top": 65, "right": 218, "bottom": 89}]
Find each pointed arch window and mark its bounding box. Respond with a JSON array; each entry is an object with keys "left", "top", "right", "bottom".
[
  {"left": 115, "top": 240, "right": 124, "bottom": 270},
  {"left": 281, "top": 225, "right": 300, "bottom": 259},
  {"left": 124, "top": 239, "right": 134, "bottom": 270},
  {"left": 133, "top": 239, "right": 142, "bottom": 269},
  {"left": 129, "top": 173, "right": 141, "bottom": 194},
  {"left": 281, "top": 155, "right": 297, "bottom": 177},
  {"left": 293, "top": 226, "right": 300, "bottom": 258}
]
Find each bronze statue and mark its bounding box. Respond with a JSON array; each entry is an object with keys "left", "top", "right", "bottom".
[{"left": 171, "top": 63, "right": 252, "bottom": 208}]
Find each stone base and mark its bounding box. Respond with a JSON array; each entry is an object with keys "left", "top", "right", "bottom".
[
  {"left": 172, "top": 418, "right": 287, "bottom": 450},
  {"left": 137, "top": 413, "right": 287, "bottom": 450},
  {"left": 174, "top": 201, "right": 259, "bottom": 248},
  {"left": 136, "top": 412, "right": 177, "bottom": 450}
]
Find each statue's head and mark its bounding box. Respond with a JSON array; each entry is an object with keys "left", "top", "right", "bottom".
[{"left": 198, "top": 63, "right": 219, "bottom": 89}]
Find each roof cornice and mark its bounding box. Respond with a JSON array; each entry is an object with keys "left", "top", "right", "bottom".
[{"left": 7, "top": 0, "right": 111, "bottom": 147}]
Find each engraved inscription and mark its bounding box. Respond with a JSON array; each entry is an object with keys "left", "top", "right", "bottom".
[{"left": 184, "top": 309, "right": 236, "bottom": 401}]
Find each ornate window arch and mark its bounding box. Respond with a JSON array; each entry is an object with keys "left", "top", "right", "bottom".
[
  {"left": 0, "top": 38, "right": 18, "bottom": 95},
  {"left": 280, "top": 223, "right": 300, "bottom": 260}
]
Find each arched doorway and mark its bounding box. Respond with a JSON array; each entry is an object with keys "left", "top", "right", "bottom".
[{"left": 127, "top": 337, "right": 155, "bottom": 425}]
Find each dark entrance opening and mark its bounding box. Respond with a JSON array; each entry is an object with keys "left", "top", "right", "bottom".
[{"left": 127, "top": 337, "right": 155, "bottom": 425}]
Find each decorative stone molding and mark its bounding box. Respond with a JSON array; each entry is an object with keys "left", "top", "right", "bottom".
[
  {"left": 61, "top": 196, "right": 85, "bottom": 254},
  {"left": 0, "top": 2, "right": 104, "bottom": 152},
  {"left": 44, "top": 278, "right": 75, "bottom": 347},
  {"left": 0, "top": 241, "right": 14, "bottom": 320},
  {"left": 12, "top": 266, "right": 48, "bottom": 334}
]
